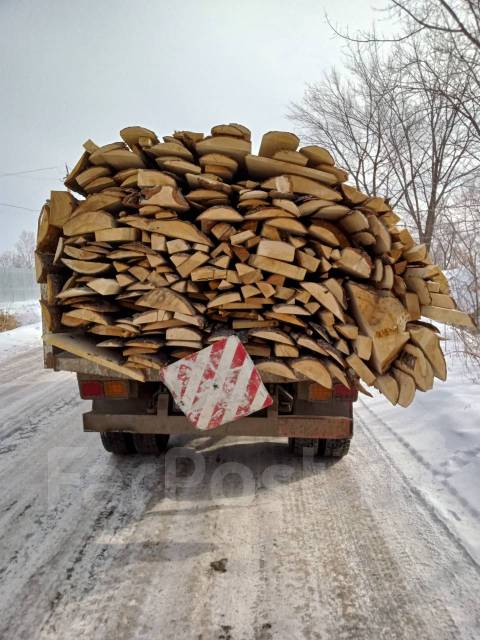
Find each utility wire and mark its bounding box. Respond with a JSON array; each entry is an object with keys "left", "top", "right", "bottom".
[
  {"left": 0, "top": 166, "right": 59, "bottom": 178},
  {"left": 0, "top": 203, "right": 37, "bottom": 212}
]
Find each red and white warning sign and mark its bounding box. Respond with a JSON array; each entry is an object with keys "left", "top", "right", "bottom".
[{"left": 160, "top": 336, "right": 273, "bottom": 430}]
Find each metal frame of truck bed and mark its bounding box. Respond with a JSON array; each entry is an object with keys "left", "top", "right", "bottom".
[{"left": 47, "top": 348, "right": 355, "bottom": 444}]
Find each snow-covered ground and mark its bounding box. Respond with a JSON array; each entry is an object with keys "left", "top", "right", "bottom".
[
  {"left": 0, "top": 298, "right": 40, "bottom": 327},
  {"left": 0, "top": 323, "right": 479, "bottom": 638},
  {"left": 0, "top": 321, "right": 42, "bottom": 362},
  {"left": 356, "top": 335, "right": 480, "bottom": 562}
]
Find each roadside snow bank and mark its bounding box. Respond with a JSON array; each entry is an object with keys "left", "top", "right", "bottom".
[
  {"left": 0, "top": 322, "right": 42, "bottom": 365},
  {"left": 356, "top": 335, "right": 480, "bottom": 562},
  {"left": 0, "top": 299, "right": 40, "bottom": 327}
]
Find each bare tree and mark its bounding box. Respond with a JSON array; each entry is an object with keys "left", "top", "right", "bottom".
[
  {"left": 0, "top": 251, "right": 16, "bottom": 268},
  {"left": 14, "top": 231, "right": 35, "bottom": 269},
  {"left": 0, "top": 231, "right": 35, "bottom": 269},
  {"left": 289, "top": 35, "right": 476, "bottom": 248},
  {"left": 333, "top": 1, "right": 480, "bottom": 141}
]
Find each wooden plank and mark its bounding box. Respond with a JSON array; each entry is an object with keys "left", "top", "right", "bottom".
[
  {"left": 257, "top": 240, "right": 295, "bottom": 263},
  {"left": 43, "top": 332, "right": 145, "bottom": 381},
  {"left": 248, "top": 255, "right": 306, "bottom": 281}
]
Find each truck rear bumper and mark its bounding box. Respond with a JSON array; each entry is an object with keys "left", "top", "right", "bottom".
[{"left": 83, "top": 393, "right": 353, "bottom": 439}]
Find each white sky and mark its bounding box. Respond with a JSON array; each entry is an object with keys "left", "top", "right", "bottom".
[{"left": 0, "top": 0, "right": 382, "bottom": 251}]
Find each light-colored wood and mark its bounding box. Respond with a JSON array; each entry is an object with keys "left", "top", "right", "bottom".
[
  {"left": 257, "top": 240, "right": 295, "bottom": 263},
  {"left": 374, "top": 374, "right": 399, "bottom": 405},
  {"left": 274, "top": 343, "right": 300, "bottom": 358},
  {"left": 248, "top": 255, "right": 307, "bottom": 281},
  {"left": 347, "top": 282, "right": 410, "bottom": 374},
  {"left": 392, "top": 367, "right": 416, "bottom": 407},
  {"left": 346, "top": 353, "right": 376, "bottom": 386},
  {"left": 62, "top": 307, "right": 110, "bottom": 326},
  {"left": 196, "top": 135, "right": 251, "bottom": 163},
  {"left": 255, "top": 359, "right": 298, "bottom": 381},
  {"left": 354, "top": 335, "right": 373, "bottom": 360},
  {"left": 95, "top": 228, "right": 139, "bottom": 243},
  {"left": 149, "top": 220, "right": 213, "bottom": 246},
  {"left": 300, "top": 282, "right": 345, "bottom": 322},
  {"left": 37, "top": 204, "right": 60, "bottom": 252},
  {"left": 249, "top": 329, "right": 295, "bottom": 345},
  {"left": 291, "top": 357, "right": 332, "bottom": 388},
  {"left": 207, "top": 292, "right": 242, "bottom": 308},
  {"left": 334, "top": 248, "right": 372, "bottom": 278},
  {"left": 265, "top": 218, "right": 307, "bottom": 236},
  {"left": 43, "top": 332, "right": 145, "bottom": 381},
  {"left": 421, "top": 305, "right": 475, "bottom": 328},
  {"left": 49, "top": 191, "right": 77, "bottom": 228},
  {"left": 61, "top": 258, "right": 110, "bottom": 275},
  {"left": 395, "top": 344, "right": 434, "bottom": 391},
  {"left": 137, "top": 288, "right": 196, "bottom": 315},
  {"left": 258, "top": 131, "right": 299, "bottom": 157},
  {"left": 63, "top": 211, "right": 115, "bottom": 236},
  {"left": 429, "top": 293, "right": 456, "bottom": 309},
  {"left": 299, "top": 145, "right": 335, "bottom": 166},
  {"left": 408, "top": 323, "right": 447, "bottom": 380},
  {"left": 197, "top": 206, "right": 242, "bottom": 222},
  {"left": 87, "top": 278, "right": 121, "bottom": 296}
]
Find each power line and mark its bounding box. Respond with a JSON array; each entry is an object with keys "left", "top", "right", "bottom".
[
  {"left": 0, "top": 203, "right": 37, "bottom": 212},
  {"left": 0, "top": 166, "right": 59, "bottom": 178}
]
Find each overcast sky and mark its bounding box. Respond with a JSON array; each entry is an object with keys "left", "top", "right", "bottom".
[{"left": 0, "top": 0, "right": 382, "bottom": 252}]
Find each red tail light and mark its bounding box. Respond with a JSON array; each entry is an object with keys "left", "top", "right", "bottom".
[
  {"left": 333, "top": 384, "right": 358, "bottom": 401},
  {"left": 80, "top": 380, "right": 104, "bottom": 399}
]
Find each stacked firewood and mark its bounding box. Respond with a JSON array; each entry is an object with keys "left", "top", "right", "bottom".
[{"left": 36, "top": 124, "right": 475, "bottom": 406}]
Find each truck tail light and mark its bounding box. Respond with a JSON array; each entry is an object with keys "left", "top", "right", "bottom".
[
  {"left": 308, "top": 383, "right": 333, "bottom": 401},
  {"left": 333, "top": 384, "right": 358, "bottom": 401},
  {"left": 104, "top": 380, "right": 129, "bottom": 398},
  {"left": 80, "top": 380, "right": 104, "bottom": 398}
]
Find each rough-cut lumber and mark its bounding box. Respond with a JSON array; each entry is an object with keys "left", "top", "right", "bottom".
[
  {"left": 255, "top": 359, "right": 298, "bottom": 381},
  {"left": 347, "top": 282, "right": 410, "bottom": 374},
  {"left": 36, "top": 122, "right": 469, "bottom": 406},
  {"left": 248, "top": 255, "right": 307, "bottom": 281},
  {"left": 43, "top": 332, "right": 145, "bottom": 381},
  {"left": 392, "top": 368, "right": 416, "bottom": 408},
  {"left": 63, "top": 211, "right": 115, "bottom": 236},
  {"left": 346, "top": 353, "right": 376, "bottom": 385},
  {"left": 420, "top": 306, "right": 475, "bottom": 328},
  {"left": 373, "top": 374, "right": 399, "bottom": 405},
  {"left": 49, "top": 191, "right": 77, "bottom": 228},
  {"left": 137, "top": 288, "right": 196, "bottom": 315},
  {"left": 408, "top": 323, "right": 447, "bottom": 380},
  {"left": 291, "top": 357, "right": 332, "bottom": 388},
  {"left": 61, "top": 258, "right": 110, "bottom": 275},
  {"left": 262, "top": 175, "right": 342, "bottom": 200},
  {"left": 257, "top": 240, "right": 295, "bottom": 263},
  {"left": 148, "top": 220, "right": 213, "bottom": 246}
]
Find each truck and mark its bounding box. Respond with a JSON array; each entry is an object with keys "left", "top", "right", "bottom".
[{"left": 42, "top": 336, "right": 357, "bottom": 458}]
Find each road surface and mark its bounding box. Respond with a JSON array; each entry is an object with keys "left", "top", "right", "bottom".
[{"left": 1, "top": 343, "right": 480, "bottom": 640}]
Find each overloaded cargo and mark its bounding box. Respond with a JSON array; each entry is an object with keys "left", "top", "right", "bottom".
[{"left": 36, "top": 123, "right": 475, "bottom": 407}]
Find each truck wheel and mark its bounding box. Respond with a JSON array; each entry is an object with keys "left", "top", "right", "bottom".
[
  {"left": 100, "top": 431, "right": 136, "bottom": 455},
  {"left": 322, "top": 438, "right": 351, "bottom": 458},
  {"left": 132, "top": 433, "right": 170, "bottom": 455},
  {"left": 288, "top": 437, "right": 351, "bottom": 458},
  {"left": 288, "top": 437, "right": 322, "bottom": 456}
]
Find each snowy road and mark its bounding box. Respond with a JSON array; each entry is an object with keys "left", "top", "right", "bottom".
[{"left": 1, "top": 339, "right": 480, "bottom": 639}]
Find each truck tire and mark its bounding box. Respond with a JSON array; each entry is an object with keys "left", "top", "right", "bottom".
[
  {"left": 288, "top": 437, "right": 351, "bottom": 458},
  {"left": 288, "top": 437, "right": 322, "bottom": 456},
  {"left": 100, "top": 431, "right": 136, "bottom": 455},
  {"left": 322, "top": 438, "right": 351, "bottom": 458},
  {"left": 132, "top": 433, "right": 170, "bottom": 455}
]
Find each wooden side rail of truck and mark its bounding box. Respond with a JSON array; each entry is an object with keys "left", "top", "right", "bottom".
[{"left": 45, "top": 343, "right": 357, "bottom": 458}]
